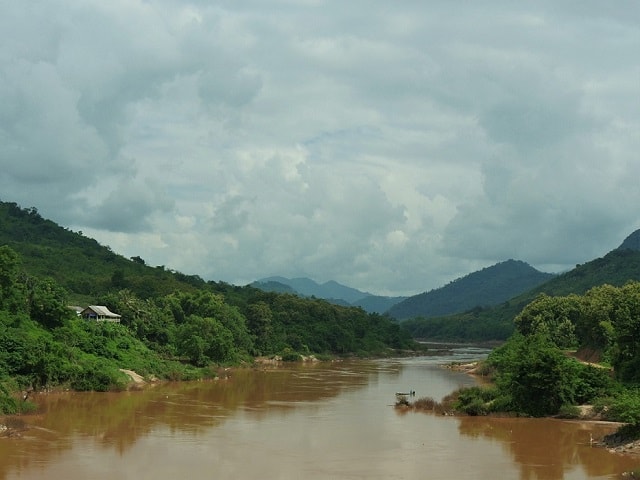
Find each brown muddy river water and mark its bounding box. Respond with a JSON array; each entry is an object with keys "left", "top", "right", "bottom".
[{"left": 2, "top": 348, "right": 639, "bottom": 479}]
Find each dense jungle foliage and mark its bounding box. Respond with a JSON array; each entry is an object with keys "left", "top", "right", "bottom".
[
  {"left": 0, "top": 201, "right": 207, "bottom": 301},
  {"left": 0, "top": 202, "right": 417, "bottom": 413},
  {"left": 403, "top": 248, "right": 640, "bottom": 342},
  {"left": 454, "top": 282, "right": 640, "bottom": 425}
]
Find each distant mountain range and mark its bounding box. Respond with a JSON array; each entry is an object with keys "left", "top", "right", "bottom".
[
  {"left": 254, "top": 276, "right": 372, "bottom": 303},
  {"left": 255, "top": 228, "right": 640, "bottom": 322},
  {"left": 251, "top": 276, "right": 406, "bottom": 314},
  {"left": 252, "top": 259, "right": 555, "bottom": 318},
  {"left": 386, "top": 260, "right": 555, "bottom": 320},
  {"left": 5, "top": 197, "right": 640, "bottom": 343},
  {"left": 402, "top": 228, "right": 640, "bottom": 341}
]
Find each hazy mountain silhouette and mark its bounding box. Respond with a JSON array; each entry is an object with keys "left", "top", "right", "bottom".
[
  {"left": 387, "top": 260, "right": 555, "bottom": 320},
  {"left": 252, "top": 276, "right": 406, "bottom": 314}
]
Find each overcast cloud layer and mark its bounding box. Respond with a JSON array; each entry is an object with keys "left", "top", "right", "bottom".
[{"left": 1, "top": 1, "right": 638, "bottom": 295}]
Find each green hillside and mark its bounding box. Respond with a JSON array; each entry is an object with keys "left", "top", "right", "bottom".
[
  {"left": 0, "top": 200, "right": 418, "bottom": 410},
  {"left": 388, "top": 259, "right": 554, "bottom": 321},
  {"left": 403, "top": 246, "right": 640, "bottom": 342},
  {"left": 0, "top": 201, "right": 208, "bottom": 303}
]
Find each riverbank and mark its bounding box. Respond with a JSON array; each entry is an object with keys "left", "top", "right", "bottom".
[
  {"left": 601, "top": 426, "right": 640, "bottom": 456},
  {"left": 439, "top": 359, "right": 640, "bottom": 458},
  {"left": 0, "top": 417, "right": 27, "bottom": 438},
  {"left": 4, "top": 355, "right": 635, "bottom": 479}
]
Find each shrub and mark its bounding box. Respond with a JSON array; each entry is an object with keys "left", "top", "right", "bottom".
[
  {"left": 454, "top": 386, "right": 499, "bottom": 416},
  {"left": 0, "top": 394, "right": 17, "bottom": 415},
  {"left": 412, "top": 396, "right": 449, "bottom": 414},
  {"left": 574, "top": 364, "right": 616, "bottom": 404},
  {"left": 490, "top": 334, "right": 580, "bottom": 416},
  {"left": 69, "top": 357, "right": 128, "bottom": 392},
  {"left": 176, "top": 315, "right": 238, "bottom": 366},
  {"left": 473, "top": 361, "right": 496, "bottom": 378},
  {"left": 280, "top": 348, "right": 301, "bottom": 362},
  {"left": 557, "top": 405, "right": 581, "bottom": 419},
  {"left": 412, "top": 396, "right": 438, "bottom": 410},
  {"left": 603, "top": 390, "right": 640, "bottom": 424},
  {"left": 592, "top": 397, "right": 611, "bottom": 415}
]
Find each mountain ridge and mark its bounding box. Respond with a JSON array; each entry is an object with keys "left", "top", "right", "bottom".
[
  {"left": 387, "top": 259, "right": 555, "bottom": 320},
  {"left": 251, "top": 276, "right": 406, "bottom": 314},
  {"left": 402, "top": 228, "right": 640, "bottom": 341},
  {"left": 616, "top": 229, "right": 640, "bottom": 252},
  {"left": 255, "top": 276, "right": 371, "bottom": 303},
  {"left": 252, "top": 259, "right": 555, "bottom": 318}
]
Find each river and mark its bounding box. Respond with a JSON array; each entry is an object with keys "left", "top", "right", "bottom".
[{"left": 1, "top": 347, "right": 638, "bottom": 479}]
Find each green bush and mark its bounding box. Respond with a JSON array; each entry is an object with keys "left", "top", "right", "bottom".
[
  {"left": 280, "top": 348, "right": 302, "bottom": 362},
  {"left": 574, "top": 364, "right": 617, "bottom": 404},
  {"left": 69, "top": 356, "right": 128, "bottom": 392},
  {"left": 489, "top": 334, "right": 581, "bottom": 416},
  {"left": 615, "top": 356, "right": 640, "bottom": 384},
  {"left": 603, "top": 390, "right": 640, "bottom": 424},
  {"left": 592, "top": 397, "right": 611, "bottom": 415},
  {"left": 0, "top": 239, "right": 422, "bottom": 395},
  {"left": 557, "top": 405, "right": 581, "bottom": 419},
  {"left": 176, "top": 315, "right": 238, "bottom": 366},
  {"left": 0, "top": 394, "right": 17, "bottom": 415},
  {"left": 454, "top": 386, "right": 499, "bottom": 416},
  {"left": 0, "top": 376, "right": 37, "bottom": 414}
]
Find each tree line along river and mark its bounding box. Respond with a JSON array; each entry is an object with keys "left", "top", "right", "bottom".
[{"left": 1, "top": 347, "right": 638, "bottom": 479}]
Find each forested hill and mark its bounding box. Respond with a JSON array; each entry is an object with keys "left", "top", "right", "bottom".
[
  {"left": 0, "top": 200, "right": 208, "bottom": 301},
  {"left": 616, "top": 229, "right": 640, "bottom": 252},
  {"left": 526, "top": 248, "right": 640, "bottom": 298},
  {"left": 0, "top": 200, "right": 417, "bottom": 403},
  {"left": 387, "top": 259, "right": 554, "bottom": 321},
  {"left": 402, "top": 237, "right": 640, "bottom": 342}
]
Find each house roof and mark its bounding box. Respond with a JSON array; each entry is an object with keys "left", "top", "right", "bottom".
[{"left": 84, "top": 305, "right": 121, "bottom": 318}]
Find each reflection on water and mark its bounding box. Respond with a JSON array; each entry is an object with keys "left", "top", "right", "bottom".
[
  {"left": 1, "top": 350, "right": 638, "bottom": 479},
  {"left": 458, "top": 417, "right": 639, "bottom": 480}
]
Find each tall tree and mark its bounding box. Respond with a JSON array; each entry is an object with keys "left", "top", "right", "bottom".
[{"left": 0, "top": 246, "right": 25, "bottom": 314}]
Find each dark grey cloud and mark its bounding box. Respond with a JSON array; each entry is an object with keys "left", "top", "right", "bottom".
[{"left": 1, "top": 1, "right": 638, "bottom": 295}]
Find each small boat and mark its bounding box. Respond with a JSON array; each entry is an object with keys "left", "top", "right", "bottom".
[{"left": 395, "top": 390, "right": 416, "bottom": 397}]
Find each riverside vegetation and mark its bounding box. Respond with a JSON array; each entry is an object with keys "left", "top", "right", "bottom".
[
  {"left": 0, "top": 243, "right": 416, "bottom": 414},
  {"left": 4, "top": 199, "right": 640, "bottom": 448},
  {"left": 0, "top": 203, "right": 417, "bottom": 414},
  {"left": 402, "top": 247, "right": 640, "bottom": 342},
  {"left": 404, "top": 282, "right": 640, "bottom": 450}
]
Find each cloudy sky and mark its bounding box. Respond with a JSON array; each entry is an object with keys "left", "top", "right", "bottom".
[{"left": 1, "top": 1, "right": 638, "bottom": 296}]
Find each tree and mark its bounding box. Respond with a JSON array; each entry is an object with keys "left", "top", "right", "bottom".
[
  {"left": 489, "top": 334, "right": 579, "bottom": 416},
  {"left": 27, "top": 278, "right": 73, "bottom": 329},
  {"left": 130, "top": 256, "right": 146, "bottom": 265},
  {"left": 609, "top": 282, "right": 640, "bottom": 382},
  {"left": 167, "top": 291, "right": 253, "bottom": 356},
  {"left": 246, "top": 301, "right": 274, "bottom": 355},
  {"left": 110, "top": 269, "right": 127, "bottom": 288},
  {"left": 176, "top": 315, "right": 237, "bottom": 366},
  {"left": 577, "top": 284, "right": 621, "bottom": 351},
  {"left": 0, "top": 246, "right": 25, "bottom": 314},
  {"left": 98, "top": 289, "right": 176, "bottom": 353},
  {"left": 514, "top": 294, "right": 580, "bottom": 348}
]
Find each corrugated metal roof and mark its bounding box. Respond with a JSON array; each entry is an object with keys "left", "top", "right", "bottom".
[{"left": 86, "top": 305, "right": 121, "bottom": 318}]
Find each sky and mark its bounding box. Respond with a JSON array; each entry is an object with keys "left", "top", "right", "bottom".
[{"left": 1, "top": 1, "right": 639, "bottom": 296}]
